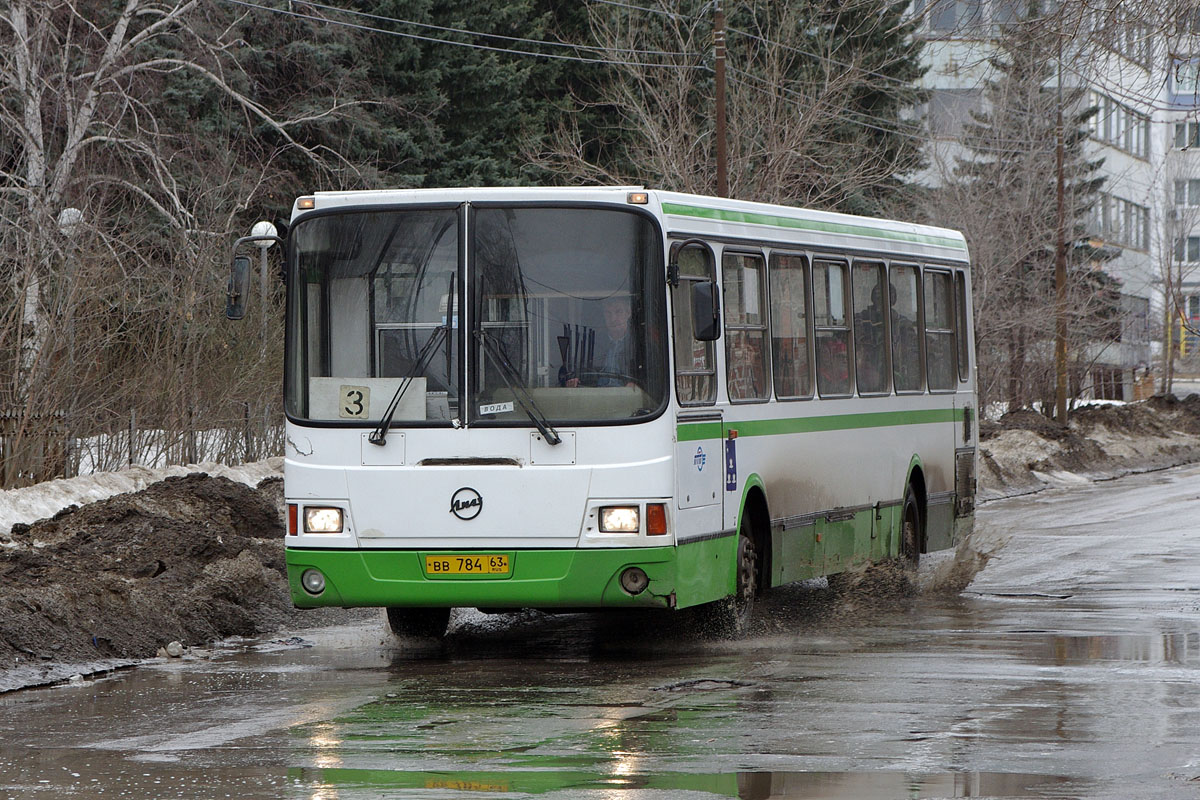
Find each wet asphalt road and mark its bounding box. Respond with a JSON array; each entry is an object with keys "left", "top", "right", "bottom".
[{"left": 3, "top": 464, "right": 1200, "bottom": 799}]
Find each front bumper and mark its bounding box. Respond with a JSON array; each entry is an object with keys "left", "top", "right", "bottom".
[{"left": 286, "top": 546, "right": 682, "bottom": 610}]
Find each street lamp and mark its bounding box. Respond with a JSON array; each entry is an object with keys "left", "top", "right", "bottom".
[{"left": 57, "top": 207, "right": 84, "bottom": 236}]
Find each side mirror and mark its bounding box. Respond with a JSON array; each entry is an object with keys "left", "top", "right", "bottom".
[
  {"left": 226, "top": 254, "right": 251, "bottom": 320},
  {"left": 692, "top": 280, "right": 721, "bottom": 341}
]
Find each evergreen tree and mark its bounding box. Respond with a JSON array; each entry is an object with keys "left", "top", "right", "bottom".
[{"left": 795, "top": 0, "right": 929, "bottom": 217}]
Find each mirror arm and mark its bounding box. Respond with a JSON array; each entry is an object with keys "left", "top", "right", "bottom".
[{"left": 667, "top": 238, "right": 709, "bottom": 288}]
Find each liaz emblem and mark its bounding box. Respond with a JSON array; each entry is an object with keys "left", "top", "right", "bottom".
[
  {"left": 450, "top": 487, "right": 483, "bottom": 520},
  {"left": 694, "top": 446, "right": 707, "bottom": 471}
]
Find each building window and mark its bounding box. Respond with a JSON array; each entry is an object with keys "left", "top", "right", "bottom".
[
  {"left": 926, "top": 89, "right": 982, "bottom": 138},
  {"left": 916, "top": 0, "right": 983, "bottom": 32},
  {"left": 1175, "top": 121, "right": 1200, "bottom": 149},
  {"left": 1100, "top": 194, "right": 1149, "bottom": 251},
  {"left": 1173, "top": 60, "right": 1200, "bottom": 97},
  {"left": 1090, "top": 91, "right": 1149, "bottom": 158},
  {"left": 1176, "top": 179, "right": 1200, "bottom": 206},
  {"left": 1174, "top": 236, "right": 1200, "bottom": 262}
]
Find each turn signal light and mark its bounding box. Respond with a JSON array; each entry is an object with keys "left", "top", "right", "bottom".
[
  {"left": 288, "top": 503, "right": 298, "bottom": 536},
  {"left": 646, "top": 503, "right": 667, "bottom": 535}
]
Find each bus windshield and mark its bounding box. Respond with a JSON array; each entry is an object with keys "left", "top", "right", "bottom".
[{"left": 286, "top": 205, "right": 668, "bottom": 426}]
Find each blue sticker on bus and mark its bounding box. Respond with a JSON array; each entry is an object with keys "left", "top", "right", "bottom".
[
  {"left": 694, "top": 446, "right": 706, "bottom": 471},
  {"left": 725, "top": 439, "right": 737, "bottom": 491}
]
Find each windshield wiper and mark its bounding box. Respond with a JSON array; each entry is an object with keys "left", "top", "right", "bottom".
[
  {"left": 369, "top": 325, "right": 447, "bottom": 447},
  {"left": 476, "top": 329, "right": 561, "bottom": 446}
]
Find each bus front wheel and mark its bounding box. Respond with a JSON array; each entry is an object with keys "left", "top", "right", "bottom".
[
  {"left": 696, "top": 528, "right": 758, "bottom": 638},
  {"left": 386, "top": 607, "right": 451, "bottom": 638}
]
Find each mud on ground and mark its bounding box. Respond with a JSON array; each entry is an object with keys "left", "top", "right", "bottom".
[
  {"left": 0, "top": 474, "right": 351, "bottom": 680},
  {"left": 978, "top": 394, "right": 1200, "bottom": 500}
]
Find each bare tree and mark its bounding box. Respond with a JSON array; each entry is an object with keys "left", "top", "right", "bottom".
[
  {"left": 531, "top": 0, "right": 927, "bottom": 213},
  {"left": 927, "top": 9, "right": 1106, "bottom": 415},
  {"left": 0, "top": 0, "right": 359, "bottom": 484}
]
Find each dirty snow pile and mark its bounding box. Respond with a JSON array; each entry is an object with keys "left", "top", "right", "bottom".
[
  {"left": 978, "top": 395, "right": 1200, "bottom": 500},
  {"left": 0, "top": 458, "right": 283, "bottom": 538},
  {"left": 0, "top": 470, "right": 293, "bottom": 691}
]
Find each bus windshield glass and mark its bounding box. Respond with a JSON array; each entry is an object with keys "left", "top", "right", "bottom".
[
  {"left": 471, "top": 206, "right": 667, "bottom": 424},
  {"left": 286, "top": 208, "right": 460, "bottom": 425},
  {"left": 285, "top": 205, "right": 667, "bottom": 425}
]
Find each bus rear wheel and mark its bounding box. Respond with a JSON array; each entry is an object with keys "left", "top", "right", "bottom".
[
  {"left": 900, "top": 485, "right": 922, "bottom": 568},
  {"left": 386, "top": 607, "right": 451, "bottom": 638}
]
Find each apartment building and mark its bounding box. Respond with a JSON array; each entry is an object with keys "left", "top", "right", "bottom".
[{"left": 914, "top": 1, "right": 1168, "bottom": 399}]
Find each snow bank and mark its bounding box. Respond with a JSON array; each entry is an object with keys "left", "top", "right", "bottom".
[{"left": 0, "top": 458, "right": 283, "bottom": 537}]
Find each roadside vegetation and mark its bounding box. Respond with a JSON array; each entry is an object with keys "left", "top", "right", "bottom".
[{"left": 1, "top": 0, "right": 1195, "bottom": 487}]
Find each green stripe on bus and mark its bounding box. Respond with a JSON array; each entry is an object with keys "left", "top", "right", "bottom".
[
  {"left": 660, "top": 202, "right": 968, "bottom": 251},
  {"left": 677, "top": 407, "right": 961, "bottom": 440},
  {"left": 676, "top": 422, "right": 724, "bottom": 441}
]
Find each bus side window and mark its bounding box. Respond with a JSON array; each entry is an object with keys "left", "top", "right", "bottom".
[
  {"left": 672, "top": 244, "right": 718, "bottom": 405},
  {"left": 956, "top": 270, "right": 971, "bottom": 382},
  {"left": 769, "top": 252, "right": 812, "bottom": 399},
  {"left": 813, "top": 260, "right": 852, "bottom": 397},
  {"left": 925, "top": 269, "right": 956, "bottom": 391},
  {"left": 851, "top": 261, "right": 889, "bottom": 395},
  {"left": 723, "top": 251, "right": 769, "bottom": 402},
  {"left": 890, "top": 264, "right": 923, "bottom": 393}
]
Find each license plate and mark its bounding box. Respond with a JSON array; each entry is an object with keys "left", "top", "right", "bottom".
[{"left": 425, "top": 554, "right": 510, "bottom": 575}]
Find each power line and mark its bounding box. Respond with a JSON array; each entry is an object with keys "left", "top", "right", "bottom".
[
  {"left": 220, "top": 0, "right": 710, "bottom": 69},
  {"left": 288, "top": 0, "right": 694, "bottom": 57},
  {"left": 726, "top": 25, "right": 923, "bottom": 94},
  {"left": 586, "top": 0, "right": 703, "bottom": 23}
]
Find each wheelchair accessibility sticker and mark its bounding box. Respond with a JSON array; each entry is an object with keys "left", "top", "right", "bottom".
[{"left": 725, "top": 439, "right": 737, "bottom": 491}]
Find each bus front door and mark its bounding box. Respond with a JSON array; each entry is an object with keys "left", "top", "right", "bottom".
[{"left": 675, "top": 412, "right": 724, "bottom": 548}]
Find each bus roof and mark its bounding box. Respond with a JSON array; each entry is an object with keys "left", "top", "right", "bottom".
[{"left": 297, "top": 186, "right": 970, "bottom": 265}]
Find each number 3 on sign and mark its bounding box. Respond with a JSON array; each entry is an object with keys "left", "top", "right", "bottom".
[{"left": 339, "top": 385, "right": 370, "bottom": 419}]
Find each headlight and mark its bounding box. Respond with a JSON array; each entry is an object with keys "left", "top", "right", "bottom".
[
  {"left": 304, "top": 506, "right": 344, "bottom": 533},
  {"left": 599, "top": 506, "right": 639, "bottom": 533}
]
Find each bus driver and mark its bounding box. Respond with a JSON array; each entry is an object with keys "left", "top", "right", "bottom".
[{"left": 566, "top": 295, "right": 638, "bottom": 388}]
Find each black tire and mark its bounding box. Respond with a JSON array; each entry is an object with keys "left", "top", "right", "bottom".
[
  {"left": 695, "top": 526, "right": 758, "bottom": 638},
  {"left": 900, "top": 485, "right": 922, "bottom": 568},
  {"left": 386, "top": 607, "right": 451, "bottom": 638}
]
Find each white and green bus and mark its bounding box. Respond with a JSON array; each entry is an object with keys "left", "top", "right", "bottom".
[{"left": 228, "top": 186, "right": 977, "bottom": 637}]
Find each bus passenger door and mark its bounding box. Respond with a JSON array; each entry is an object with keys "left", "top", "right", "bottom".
[
  {"left": 675, "top": 413, "right": 724, "bottom": 540},
  {"left": 671, "top": 241, "right": 723, "bottom": 543}
]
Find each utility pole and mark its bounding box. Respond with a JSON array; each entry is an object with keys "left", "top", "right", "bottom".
[
  {"left": 714, "top": 1, "right": 728, "bottom": 198},
  {"left": 1054, "top": 34, "right": 1069, "bottom": 424}
]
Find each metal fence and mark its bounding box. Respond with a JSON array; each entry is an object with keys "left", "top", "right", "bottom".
[{"left": 0, "top": 404, "right": 283, "bottom": 489}]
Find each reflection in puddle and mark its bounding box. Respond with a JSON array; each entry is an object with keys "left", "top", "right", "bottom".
[
  {"left": 1026, "top": 632, "right": 1200, "bottom": 666},
  {"left": 292, "top": 767, "right": 1082, "bottom": 798}
]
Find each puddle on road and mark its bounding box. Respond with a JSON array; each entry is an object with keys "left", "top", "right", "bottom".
[{"left": 291, "top": 766, "right": 1083, "bottom": 798}]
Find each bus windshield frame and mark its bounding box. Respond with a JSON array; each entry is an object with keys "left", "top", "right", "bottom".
[{"left": 284, "top": 202, "right": 670, "bottom": 428}]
